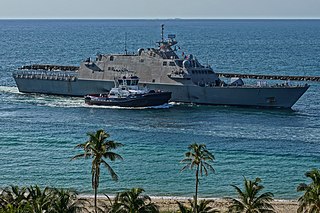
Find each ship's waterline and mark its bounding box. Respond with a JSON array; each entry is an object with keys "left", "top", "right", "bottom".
[{"left": 13, "top": 75, "right": 309, "bottom": 108}]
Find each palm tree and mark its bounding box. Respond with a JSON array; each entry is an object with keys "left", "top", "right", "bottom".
[
  {"left": 0, "top": 186, "right": 89, "bottom": 213},
  {"left": 197, "top": 200, "right": 219, "bottom": 213},
  {"left": 49, "top": 188, "right": 89, "bottom": 213},
  {"left": 26, "top": 185, "right": 52, "bottom": 213},
  {"left": 180, "top": 143, "right": 215, "bottom": 213},
  {"left": 297, "top": 168, "right": 320, "bottom": 213},
  {"left": 0, "top": 185, "right": 32, "bottom": 213},
  {"left": 176, "top": 200, "right": 192, "bottom": 213},
  {"left": 0, "top": 203, "right": 33, "bottom": 213},
  {"left": 176, "top": 199, "right": 219, "bottom": 213},
  {"left": 227, "top": 177, "right": 275, "bottom": 213},
  {"left": 72, "top": 129, "right": 123, "bottom": 213},
  {"left": 111, "top": 188, "right": 159, "bottom": 213},
  {"left": 0, "top": 185, "right": 52, "bottom": 213},
  {"left": 0, "top": 185, "right": 28, "bottom": 208}
]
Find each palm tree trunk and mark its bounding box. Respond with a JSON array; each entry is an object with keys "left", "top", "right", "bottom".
[
  {"left": 94, "top": 163, "right": 100, "bottom": 213},
  {"left": 94, "top": 183, "right": 98, "bottom": 213},
  {"left": 194, "top": 166, "right": 199, "bottom": 213}
]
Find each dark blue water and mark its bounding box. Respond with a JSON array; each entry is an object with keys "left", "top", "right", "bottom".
[{"left": 0, "top": 19, "right": 320, "bottom": 200}]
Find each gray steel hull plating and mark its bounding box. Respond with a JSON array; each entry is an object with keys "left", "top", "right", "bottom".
[{"left": 14, "top": 78, "right": 308, "bottom": 108}]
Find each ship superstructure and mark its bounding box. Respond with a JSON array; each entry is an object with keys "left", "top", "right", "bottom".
[{"left": 13, "top": 25, "right": 309, "bottom": 108}]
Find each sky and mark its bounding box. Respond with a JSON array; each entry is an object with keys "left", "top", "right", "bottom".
[{"left": 1, "top": 0, "right": 320, "bottom": 19}]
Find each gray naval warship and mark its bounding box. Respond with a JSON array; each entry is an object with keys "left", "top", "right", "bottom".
[{"left": 13, "top": 25, "right": 309, "bottom": 108}]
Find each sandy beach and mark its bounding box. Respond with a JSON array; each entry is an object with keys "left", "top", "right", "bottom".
[
  {"left": 151, "top": 197, "right": 298, "bottom": 213},
  {"left": 86, "top": 196, "right": 299, "bottom": 212}
]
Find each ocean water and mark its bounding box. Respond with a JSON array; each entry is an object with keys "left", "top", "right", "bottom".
[{"left": 0, "top": 19, "right": 320, "bottom": 200}]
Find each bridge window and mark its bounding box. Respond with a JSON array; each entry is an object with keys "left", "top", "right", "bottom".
[
  {"left": 175, "top": 60, "right": 183, "bottom": 67},
  {"left": 110, "top": 56, "right": 114, "bottom": 61},
  {"left": 163, "top": 61, "right": 167, "bottom": 66}
]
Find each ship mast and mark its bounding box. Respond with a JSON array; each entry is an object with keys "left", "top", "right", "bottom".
[
  {"left": 124, "top": 32, "right": 128, "bottom": 55},
  {"left": 161, "top": 24, "right": 164, "bottom": 43}
]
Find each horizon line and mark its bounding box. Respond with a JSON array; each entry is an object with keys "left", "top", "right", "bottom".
[{"left": 1, "top": 17, "right": 320, "bottom": 21}]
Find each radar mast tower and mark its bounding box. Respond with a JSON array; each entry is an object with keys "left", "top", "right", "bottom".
[
  {"left": 161, "top": 24, "right": 164, "bottom": 42},
  {"left": 124, "top": 32, "right": 128, "bottom": 55}
]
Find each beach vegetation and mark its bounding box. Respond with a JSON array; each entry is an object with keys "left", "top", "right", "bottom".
[
  {"left": 48, "top": 188, "right": 89, "bottom": 213},
  {"left": 110, "top": 187, "right": 159, "bottom": 213},
  {"left": 297, "top": 168, "right": 320, "bottom": 213},
  {"left": 176, "top": 199, "right": 219, "bottom": 213},
  {"left": 72, "top": 129, "right": 123, "bottom": 213},
  {"left": 0, "top": 185, "right": 88, "bottom": 213},
  {"left": 227, "top": 177, "right": 275, "bottom": 213},
  {"left": 25, "top": 185, "right": 52, "bottom": 212},
  {"left": 0, "top": 185, "right": 28, "bottom": 209},
  {"left": 180, "top": 143, "right": 215, "bottom": 213}
]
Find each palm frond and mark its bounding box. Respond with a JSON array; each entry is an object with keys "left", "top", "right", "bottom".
[
  {"left": 228, "top": 177, "right": 275, "bottom": 213},
  {"left": 103, "top": 151, "right": 123, "bottom": 161},
  {"left": 297, "top": 169, "right": 320, "bottom": 213},
  {"left": 111, "top": 188, "right": 158, "bottom": 213},
  {"left": 70, "top": 153, "right": 91, "bottom": 160},
  {"left": 101, "top": 159, "right": 119, "bottom": 181},
  {"left": 176, "top": 200, "right": 192, "bottom": 213}
]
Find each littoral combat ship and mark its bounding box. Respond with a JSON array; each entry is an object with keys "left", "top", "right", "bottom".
[{"left": 13, "top": 25, "right": 309, "bottom": 108}]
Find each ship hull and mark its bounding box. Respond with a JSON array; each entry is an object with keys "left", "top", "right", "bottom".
[
  {"left": 85, "top": 92, "right": 172, "bottom": 107},
  {"left": 14, "top": 78, "right": 110, "bottom": 96},
  {"left": 13, "top": 78, "right": 309, "bottom": 108}
]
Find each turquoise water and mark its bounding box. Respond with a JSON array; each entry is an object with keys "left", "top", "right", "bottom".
[{"left": 0, "top": 20, "right": 320, "bottom": 199}]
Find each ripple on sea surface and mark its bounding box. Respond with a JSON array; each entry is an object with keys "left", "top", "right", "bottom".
[{"left": 1, "top": 20, "right": 320, "bottom": 199}]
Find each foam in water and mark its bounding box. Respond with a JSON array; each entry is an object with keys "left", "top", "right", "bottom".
[
  {"left": 0, "top": 87, "right": 174, "bottom": 109},
  {"left": 1, "top": 20, "right": 320, "bottom": 200},
  {"left": 83, "top": 103, "right": 173, "bottom": 110},
  {"left": 0, "top": 86, "right": 20, "bottom": 94}
]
